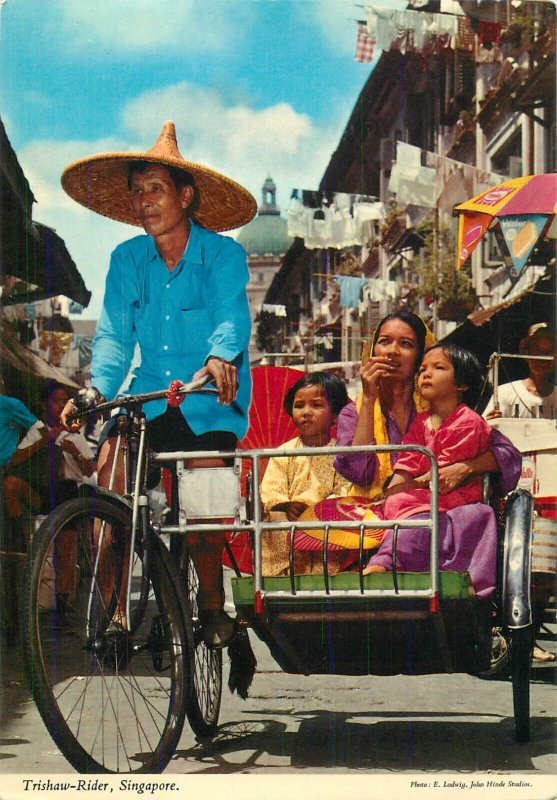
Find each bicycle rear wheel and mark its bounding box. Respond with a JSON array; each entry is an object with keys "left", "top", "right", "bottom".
[
  {"left": 22, "top": 496, "right": 191, "bottom": 773},
  {"left": 171, "top": 536, "right": 222, "bottom": 738}
]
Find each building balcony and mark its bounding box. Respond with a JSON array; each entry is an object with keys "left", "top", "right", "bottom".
[{"left": 477, "top": 27, "right": 555, "bottom": 136}]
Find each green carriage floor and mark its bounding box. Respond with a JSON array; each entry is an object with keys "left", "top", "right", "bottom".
[{"left": 232, "top": 572, "right": 491, "bottom": 677}]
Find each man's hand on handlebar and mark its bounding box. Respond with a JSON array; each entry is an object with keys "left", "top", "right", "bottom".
[
  {"left": 193, "top": 357, "right": 238, "bottom": 406},
  {"left": 60, "top": 387, "right": 105, "bottom": 431}
]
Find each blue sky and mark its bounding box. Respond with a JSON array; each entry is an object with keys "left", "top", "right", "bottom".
[{"left": 0, "top": 0, "right": 404, "bottom": 318}]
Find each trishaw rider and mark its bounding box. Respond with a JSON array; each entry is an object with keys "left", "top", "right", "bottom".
[{"left": 60, "top": 121, "right": 256, "bottom": 649}]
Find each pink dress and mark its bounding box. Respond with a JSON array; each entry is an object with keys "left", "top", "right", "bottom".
[
  {"left": 384, "top": 404, "right": 492, "bottom": 520},
  {"left": 367, "top": 404, "right": 497, "bottom": 597}
]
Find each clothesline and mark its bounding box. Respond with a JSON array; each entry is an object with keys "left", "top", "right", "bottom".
[
  {"left": 336, "top": 275, "right": 399, "bottom": 308},
  {"left": 355, "top": 2, "right": 465, "bottom": 18},
  {"left": 353, "top": 3, "right": 480, "bottom": 63}
]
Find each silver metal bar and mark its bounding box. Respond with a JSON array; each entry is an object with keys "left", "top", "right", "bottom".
[
  {"left": 289, "top": 525, "right": 296, "bottom": 596},
  {"left": 489, "top": 351, "right": 553, "bottom": 409},
  {"left": 87, "top": 518, "right": 107, "bottom": 640},
  {"left": 153, "top": 442, "right": 440, "bottom": 604},
  {"left": 252, "top": 454, "right": 263, "bottom": 599},
  {"left": 429, "top": 456, "right": 439, "bottom": 599},
  {"left": 159, "top": 517, "right": 434, "bottom": 534},
  {"left": 151, "top": 443, "right": 436, "bottom": 461},
  {"left": 125, "top": 418, "right": 147, "bottom": 627},
  {"left": 107, "top": 432, "right": 122, "bottom": 492},
  {"left": 323, "top": 525, "right": 330, "bottom": 594}
]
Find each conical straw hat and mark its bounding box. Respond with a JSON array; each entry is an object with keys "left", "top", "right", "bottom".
[{"left": 61, "top": 121, "right": 257, "bottom": 232}]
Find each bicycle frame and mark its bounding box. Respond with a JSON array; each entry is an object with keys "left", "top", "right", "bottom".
[{"left": 72, "top": 377, "right": 218, "bottom": 630}]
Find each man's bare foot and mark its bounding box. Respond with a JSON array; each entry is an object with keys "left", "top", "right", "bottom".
[
  {"left": 109, "top": 612, "right": 128, "bottom": 630},
  {"left": 362, "top": 564, "right": 388, "bottom": 575}
]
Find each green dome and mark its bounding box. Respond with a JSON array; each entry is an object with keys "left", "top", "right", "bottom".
[
  {"left": 237, "top": 214, "right": 290, "bottom": 256},
  {"left": 237, "top": 176, "right": 291, "bottom": 256}
]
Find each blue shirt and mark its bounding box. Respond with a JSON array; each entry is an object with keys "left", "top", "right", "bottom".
[
  {"left": 91, "top": 220, "right": 252, "bottom": 438},
  {"left": 0, "top": 395, "right": 39, "bottom": 466}
]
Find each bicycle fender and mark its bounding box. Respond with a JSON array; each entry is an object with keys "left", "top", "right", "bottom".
[
  {"left": 502, "top": 489, "right": 534, "bottom": 630},
  {"left": 77, "top": 484, "right": 133, "bottom": 512}
]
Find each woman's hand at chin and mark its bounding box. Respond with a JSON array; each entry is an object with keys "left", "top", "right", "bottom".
[{"left": 360, "top": 356, "right": 394, "bottom": 399}]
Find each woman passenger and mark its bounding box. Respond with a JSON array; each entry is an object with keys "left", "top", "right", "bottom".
[{"left": 296, "top": 311, "right": 521, "bottom": 596}]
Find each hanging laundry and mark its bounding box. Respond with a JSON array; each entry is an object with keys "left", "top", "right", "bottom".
[
  {"left": 286, "top": 196, "right": 305, "bottom": 239},
  {"left": 287, "top": 192, "right": 384, "bottom": 250},
  {"left": 354, "top": 21, "right": 375, "bottom": 63},
  {"left": 424, "top": 149, "right": 505, "bottom": 214},
  {"left": 353, "top": 201, "right": 384, "bottom": 244},
  {"left": 390, "top": 162, "right": 437, "bottom": 208},
  {"left": 440, "top": 0, "right": 464, "bottom": 13},
  {"left": 435, "top": 164, "right": 475, "bottom": 215},
  {"left": 261, "top": 304, "right": 287, "bottom": 317},
  {"left": 364, "top": 279, "right": 399, "bottom": 303},
  {"left": 314, "top": 332, "right": 334, "bottom": 350},
  {"left": 320, "top": 283, "right": 341, "bottom": 324},
  {"left": 478, "top": 21, "right": 504, "bottom": 47},
  {"left": 391, "top": 144, "right": 504, "bottom": 212},
  {"left": 306, "top": 205, "right": 335, "bottom": 249},
  {"left": 335, "top": 276, "right": 368, "bottom": 309},
  {"left": 366, "top": 5, "right": 398, "bottom": 53},
  {"left": 364, "top": 6, "right": 459, "bottom": 57},
  {"left": 51, "top": 295, "right": 70, "bottom": 317}
]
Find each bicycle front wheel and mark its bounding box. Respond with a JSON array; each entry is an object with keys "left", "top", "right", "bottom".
[{"left": 22, "top": 496, "right": 191, "bottom": 773}]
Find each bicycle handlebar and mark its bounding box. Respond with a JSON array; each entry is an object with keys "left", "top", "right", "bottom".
[{"left": 68, "top": 374, "right": 217, "bottom": 421}]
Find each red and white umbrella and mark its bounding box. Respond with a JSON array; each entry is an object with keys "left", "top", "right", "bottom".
[{"left": 223, "top": 365, "right": 305, "bottom": 574}]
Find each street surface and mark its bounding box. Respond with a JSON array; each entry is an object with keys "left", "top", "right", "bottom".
[{"left": 1, "top": 569, "right": 555, "bottom": 796}]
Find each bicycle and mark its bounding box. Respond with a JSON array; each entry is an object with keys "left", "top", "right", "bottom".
[{"left": 21, "top": 377, "right": 226, "bottom": 774}]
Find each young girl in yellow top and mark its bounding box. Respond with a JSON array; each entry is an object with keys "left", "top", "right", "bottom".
[{"left": 259, "top": 372, "right": 352, "bottom": 574}]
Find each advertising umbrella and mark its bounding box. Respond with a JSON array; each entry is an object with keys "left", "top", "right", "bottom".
[{"left": 454, "top": 174, "right": 557, "bottom": 283}]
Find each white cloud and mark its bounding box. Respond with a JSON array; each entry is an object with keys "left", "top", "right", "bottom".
[
  {"left": 18, "top": 82, "right": 345, "bottom": 319},
  {"left": 122, "top": 82, "right": 340, "bottom": 211},
  {"left": 58, "top": 0, "right": 253, "bottom": 55},
  {"left": 19, "top": 137, "right": 139, "bottom": 320}
]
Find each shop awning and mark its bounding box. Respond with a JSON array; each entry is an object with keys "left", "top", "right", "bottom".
[
  {"left": 0, "top": 324, "right": 79, "bottom": 387},
  {"left": 467, "top": 270, "right": 551, "bottom": 327},
  {"left": 442, "top": 267, "right": 555, "bottom": 380},
  {"left": 1, "top": 118, "right": 91, "bottom": 308},
  {"left": 1, "top": 220, "right": 91, "bottom": 307}
]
